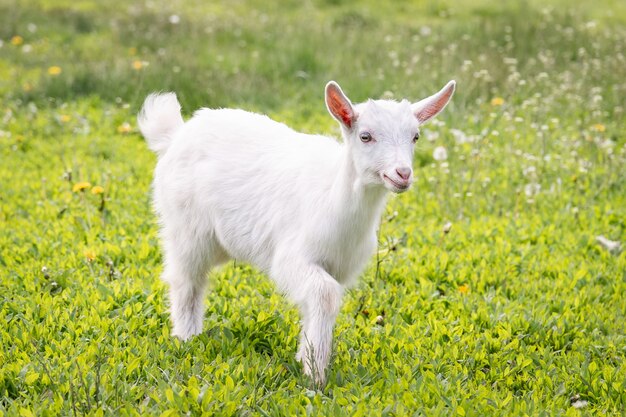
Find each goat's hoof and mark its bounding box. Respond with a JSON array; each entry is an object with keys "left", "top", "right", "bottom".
[
  {"left": 301, "top": 362, "right": 326, "bottom": 387},
  {"left": 171, "top": 326, "right": 202, "bottom": 341}
]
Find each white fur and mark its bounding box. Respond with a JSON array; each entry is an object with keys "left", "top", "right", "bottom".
[{"left": 139, "top": 80, "right": 455, "bottom": 384}]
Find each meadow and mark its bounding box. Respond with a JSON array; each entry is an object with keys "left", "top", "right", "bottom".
[{"left": 1, "top": 0, "right": 625, "bottom": 415}]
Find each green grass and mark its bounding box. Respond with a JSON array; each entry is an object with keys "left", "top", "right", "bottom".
[{"left": 1, "top": 0, "right": 625, "bottom": 415}]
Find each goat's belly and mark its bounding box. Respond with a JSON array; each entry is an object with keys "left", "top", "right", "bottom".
[{"left": 211, "top": 213, "right": 277, "bottom": 272}]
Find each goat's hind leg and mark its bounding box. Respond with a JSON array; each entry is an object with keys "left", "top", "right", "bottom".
[{"left": 162, "top": 231, "right": 228, "bottom": 340}]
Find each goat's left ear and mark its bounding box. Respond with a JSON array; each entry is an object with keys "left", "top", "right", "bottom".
[
  {"left": 412, "top": 80, "right": 456, "bottom": 124},
  {"left": 325, "top": 81, "right": 356, "bottom": 129}
]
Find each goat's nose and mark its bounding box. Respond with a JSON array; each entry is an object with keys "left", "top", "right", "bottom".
[{"left": 396, "top": 167, "right": 412, "bottom": 181}]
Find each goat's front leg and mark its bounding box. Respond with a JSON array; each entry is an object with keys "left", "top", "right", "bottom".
[{"left": 272, "top": 258, "right": 343, "bottom": 385}]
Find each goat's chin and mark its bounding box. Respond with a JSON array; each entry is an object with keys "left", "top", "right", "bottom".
[
  {"left": 383, "top": 180, "right": 411, "bottom": 194},
  {"left": 388, "top": 184, "right": 411, "bottom": 194},
  {"left": 382, "top": 176, "right": 411, "bottom": 194}
]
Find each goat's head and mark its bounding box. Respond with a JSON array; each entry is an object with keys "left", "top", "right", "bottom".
[{"left": 325, "top": 80, "right": 456, "bottom": 193}]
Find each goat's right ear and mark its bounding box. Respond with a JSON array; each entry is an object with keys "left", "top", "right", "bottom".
[{"left": 325, "top": 81, "right": 356, "bottom": 129}]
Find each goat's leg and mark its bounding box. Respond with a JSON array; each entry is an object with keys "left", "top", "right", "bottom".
[
  {"left": 161, "top": 231, "right": 228, "bottom": 340},
  {"left": 272, "top": 259, "right": 343, "bottom": 384},
  {"left": 162, "top": 251, "right": 208, "bottom": 340}
]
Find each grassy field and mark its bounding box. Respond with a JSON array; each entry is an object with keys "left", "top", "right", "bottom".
[{"left": 1, "top": 0, "right": 625, "bottom": 415}]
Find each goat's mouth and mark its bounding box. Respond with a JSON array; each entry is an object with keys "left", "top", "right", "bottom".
[{"left": 382, "top": 174, "right": 411, "bottom": 193}]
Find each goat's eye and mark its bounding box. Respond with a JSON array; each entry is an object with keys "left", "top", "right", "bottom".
[
  {"left": 413, "top": 132, "right": 420, "bottom": 143},
  {"left": 359, "top": 132, "right": 373, "bottom": 143}
]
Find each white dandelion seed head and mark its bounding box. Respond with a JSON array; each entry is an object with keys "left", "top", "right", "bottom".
[
  {"left": 523, "top": 166, "right": 537, "bottom": 177},
  {"left": 433, "top": 146, "right": 448, "bottom": 161},
  {"left": 524, "top": 183, "right": 541, "bottom": 197},
  {"left": 451, "top": 129, "right": 470, "bottom": 144}
]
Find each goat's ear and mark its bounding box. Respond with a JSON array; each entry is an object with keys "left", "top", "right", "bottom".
[
  {"left": 412, "top": 80, "right": 456, "bottom": 124},
  {"left": 325, "top": 81, "right": 356, "bottom": 129}
]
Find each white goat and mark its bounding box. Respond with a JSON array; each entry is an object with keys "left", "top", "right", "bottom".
[{"left": 138, "top": 80, "right": 455, "bottom": 384}]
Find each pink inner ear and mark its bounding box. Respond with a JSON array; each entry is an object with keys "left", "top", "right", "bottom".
[
  {"left": 416, "top": 87, "right": 454, "bottom": 123},
  {"left": 328, "top": 88, "right": 353, "bottom": 128},
  {"left": 330, "top": 102, "right": 352, "bottom": 128}
]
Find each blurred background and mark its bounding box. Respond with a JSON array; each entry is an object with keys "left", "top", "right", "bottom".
[{"left": 2, "top": 0, "right": 625, "bottom": 120}]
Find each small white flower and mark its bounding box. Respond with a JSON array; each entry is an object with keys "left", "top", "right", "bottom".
[
  {"left": 433, "top": 146, "right": 448, "bottom": 161},
  {"left": 443, "top": 221, "right": 452, "bottom": 234},
  {"left": 572, "top": 400, "right": 588, "bottom": 409},
  {"left": 596, "top": 236, "right": 621, "bottom": 253},
  {"left": 168, "top": 14, "right": 180, "bottom": 24}
]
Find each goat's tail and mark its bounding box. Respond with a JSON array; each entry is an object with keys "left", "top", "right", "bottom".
[{"left": 138, "top": 93, "right": 184, "bottom": 156}]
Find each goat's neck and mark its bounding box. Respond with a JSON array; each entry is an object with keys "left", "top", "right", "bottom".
[{"left": 330, "top": 145, "right": 389, "bottom": 226}]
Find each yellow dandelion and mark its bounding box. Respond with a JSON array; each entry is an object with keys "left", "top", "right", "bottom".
[
  {"left": 91, "top": 185, "right": 104, "bottom": 195},
  {"left": 490, "top": 97, "right": 505, "bottom": 106},
  {"left": 11, "top": 35, "right": 23, "bottom": 46},
  {"left": 48, "top": 66, "right": 62, "bottom": 76},
  {"left": 458, "top": 284, "right": 470, "bottom": 294},
  {"left": 59, "top": 114, "right": 71, "bottom": 123},
  {"left": 84, "top": 249, "right": 96, "bottom": 262},
  {"left": 132, "top": 60, "right": 143, "bottom": 70},
  {"left": 22, "top": 82, "right": 33, "bottom": 92},
  {"left": 591, "top": 123, "right": 606, "bottom": 133},
  {"left": 72, "top": 181, "right": 91, "bottom": 192},
  {"left": 117, "top": 122, "right": 132, "bottom": 133}
]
